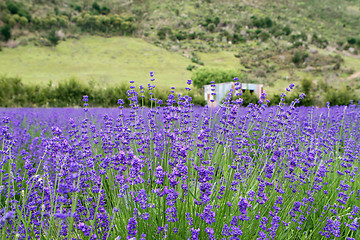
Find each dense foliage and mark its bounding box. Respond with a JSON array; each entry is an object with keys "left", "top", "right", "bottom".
[
  {"left": 0, "top": 78, "right": 359, "bottom": 239},
  {"left": 192, "top": 68, "right": 241, "bottom": 89},
  {"left": 0, "top": 75, "right": 357, "bottom": 108},
  {"left": 1, "top": 0, "right": 359, "bottom": 51},
  {"left": 3, "top": 0, "right": 360, "bottom": 51},
  {"left": 0, "top": 76, "right": 206, "bottom": 107}
]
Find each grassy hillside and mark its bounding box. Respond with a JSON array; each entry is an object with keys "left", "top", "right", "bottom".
[
  {"left": 2, "top": 0, "right": 360, "bottom": 51},
  {"left": 1, "top": 34, "right": 359, "bottom": 96},
  {"left": 0, "top": 35, "right": 243, "bottom": 88},
  {"left": 0, "top": 36, "right": 191, "bottom": 88}
]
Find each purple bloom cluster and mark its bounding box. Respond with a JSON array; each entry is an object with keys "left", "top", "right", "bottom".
[{"left": 0, "top": 80, "right": 359, "bottom": 239}]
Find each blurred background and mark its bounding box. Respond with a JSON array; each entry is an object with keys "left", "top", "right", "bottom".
[{"left": 0, "top": 0, "right": 360, "bottom": 107}]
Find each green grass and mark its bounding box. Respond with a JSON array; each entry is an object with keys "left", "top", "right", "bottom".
[
  {"left": 0, "top": 36, "right": 194, "bottom": 88},
  {"left": 344, "top": 56, "right": 360, "bottom": 73},
  {"left": 197, "top": 51, "right": 242, "bottom": 69},
  {"left": 0, "top": 36, "right": 249, "bottom": 89}
]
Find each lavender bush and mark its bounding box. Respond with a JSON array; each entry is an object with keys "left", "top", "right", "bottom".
[{"left": 0, "top": 76, "right": 359, "bottom": 240}]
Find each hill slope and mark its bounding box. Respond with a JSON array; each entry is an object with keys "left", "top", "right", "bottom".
[{"left": 0, "top": 35, "right": 242, "bottom": 88}]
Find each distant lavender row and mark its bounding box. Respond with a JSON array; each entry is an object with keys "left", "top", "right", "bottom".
[{"left": 0, "top": 90, "right": 359, "bottom": 239}]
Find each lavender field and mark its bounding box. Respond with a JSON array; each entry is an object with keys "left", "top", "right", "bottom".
[{"left": 0, "top": 82, "right": 359, "bottom": 240}]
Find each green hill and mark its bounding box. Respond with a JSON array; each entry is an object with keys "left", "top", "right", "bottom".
[
  {"left": 0, "top": 36, "right": 193, "bottom": 88},
  {"left": 0, "top": 35, "right": 243, "bottom": 88}
]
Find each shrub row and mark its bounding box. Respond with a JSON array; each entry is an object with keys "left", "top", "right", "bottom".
[
  {"left": 0, "top": 75, "right": 357, "bottom": 108},
  {"left": 270, "top": 78, "right": 359, "bottom": 107},
  {"left": 72, "top": 13, "right": 136, "bottom": 34},
  {"left": 0, "top": 76, "right": 206, "bottom": 108},
  {"left": 0, "top": 1, "right": 136, "bottom": 38},
  {"left": 156, "top": 15, "right": 327, "bottom": 50}
]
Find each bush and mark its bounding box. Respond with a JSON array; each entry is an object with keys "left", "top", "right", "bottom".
[
  {"left": 100, "top": 6, "right": 110, "bottom": 15},
  {"left": 6, "top": 1, "right": 31, "bottom": 21},
  {"left": 251, "top": 16, "right": 273, "bottom": 28},
  {"left": 207, "top": 23, "right": 216, "bottom": 32},
  {"left": 175, "top": 30, "right": 187, "bottom": 41},
  {"left": 18, "top": 8, "right": 31, "bottom": 21},
  {"left": 74, "top": 5, "right": 82, "bottom": 12},
  {"left": 47, "top": 29, "right": 60, "bottom": 48},
  {"left": 157, "top": 29, "right": 166, "bottom": 40},
  {"left": 233, "top": 90, "right": 259, "bottom": 106},
  {"left": 191, "top": 68, "right": 241, "bottom": 88},
  {"left": 301, "top": 78, "right": 312, "bottom": 94},
  {"left": 19, "top": 16, "right": 28, "bottom": 26},
  {"left": 0, "top": 76, "right": 22, "bottom": 106},
  {"left": 92, "top": 2, "right": 100, "bottom": 12},
  {"left": 232, "top": 33, "right": 246, "bottom": 44},
  {"left": 0, "top": 25, "right": 12, "bottom": 41},
  {"left": 190, "top": 53, "right": 204, "bottom": 66},
  {"left": 292, "top": 50, "right": 309, "bottom": 66},
  {"left": 6, "top": 1, "right": 20, "bottom": 14},
  {"left": 54, "top": 78, "right": 91, "bottom": 106},
  {"left": 347, "top": 38, "right": 356, "bottom": 45},
  {"left": 282, "top": 25, "right": 292, "bottom": 36},
  {"left": 325, "top": 86, "right": 358, "bottom": 106},
  {"left": 214, "top": 16, "right": 220, "bottom": 25},
  {"left": 188, "top": 32, "right": 197, "bottom": 40},
  {"left": 299, "top": 78, "right": 314, "bottom": 106},
  {"left": 157, "top": 27, "right": 172, "bottom": 40},
  {"left": 186, "top": 65, "right": 197, "bottom": 71},
  {"left": 268, "top": 93, "right": 281, "bottom": 106},
  {"left": 259, "top": 31, "right": 270, "bottom": 41},
  {"left": 200, "top": 16, "right": 220, "bottom": 28}
]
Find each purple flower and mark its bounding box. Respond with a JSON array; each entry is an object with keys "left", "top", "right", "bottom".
[
  {"left": 230, "top": 216, "right": 238, "bottom": 226},
  {"left": 222, "top": 224, "right": 231, "bottom": 236},
  {"left": 165, "top": 207, "right": 178, "bottom": 222},
  {"left": 200, "top": 205, "right": 216, "bottom": 224},
  {"left": 320, "top": 218, "right": 341, "bottom": 238},
  {"left": 140, "top": 233, "right": 146, "bottom": 240},
  {"left": 127, "top": 217, "right": 137, "bottom": 238},
  {"left": 186, "top": 213, "right": 193, "bottom": 226},
  {"left": 258, "top": 230, "right": 267, "bottom": 240},
  {"left": 155, "top": 165, "right": 165, "bottom": 185},
  {"left": 3, "top": 211, "right": 15, "bottom": 221},
  {"left": 238, "top": 197, "right": 251, "bottom": 215},
  {"left": 206, "top": 227, "right": 215, "bottom": 240},
  {"left": 189, "top": 228, "right": 200, "bottom": 240},
  {"left": 143, "top": 212, "right": 149, "bottom": 220},
  {"left": 231, "top": 225, "right": 243, "bottom": 237}
]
